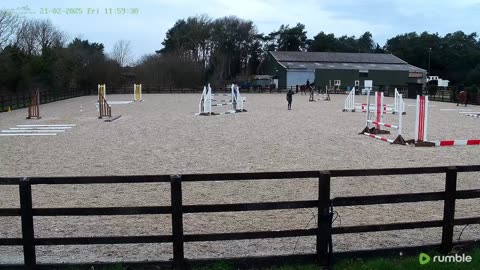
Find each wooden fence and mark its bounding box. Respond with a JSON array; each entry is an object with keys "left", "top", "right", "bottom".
[
  {"left": 1, "top": 86, "right": 477, "bottom": 114},
  {"left": 0, "top": 165, "right": 479, "bottom": 269}
]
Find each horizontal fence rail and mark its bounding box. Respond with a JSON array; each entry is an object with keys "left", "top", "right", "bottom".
[
  {"left": 0, "top": 165, "right": 480, "bottom": 269},
  {"left": 0, "top": 89, "right": 86, "bottom": 113},
  {"left": 2, "top": 86, "right": 477, "bottom": 113}
]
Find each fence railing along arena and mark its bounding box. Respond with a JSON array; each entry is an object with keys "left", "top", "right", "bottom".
[
  {"left": 26, "top": 90, "right": 41, "bottom": 119},
  {"left": 0, "top": 166, "right": 479, "bottom": 269},
  {"left": 0, "top": 89, "right": 86, "bottom": 113}
]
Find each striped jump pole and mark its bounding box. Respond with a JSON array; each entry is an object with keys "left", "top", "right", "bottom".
[
  {"left": 26, "top": 90, "right": 41, "bottom": 119},
  {"left": 360, "top": 91, "right": 406, "bottom": 145},
  {"left": 375, "top": 91, "right": 383, "bottom": 130},
  {"left": 411, "top": 96, "right": 480, "bottom": 147},
  {"left": 405, "top": 95, "right": 434, "bottom": 147},
  {"left": 465, "top": 114, "right": 480, "bottom": 118},
  {"left": 353, "top": 89, "right": 405, "bottom": 114},
  {"left": 362, "top": 91, "right": 389, "bottom": 134},
  {"left": 411, "top": 95, "right": 435, "bottom": 146},
  {"left": 363, "top": 132, "right": 395, "bottom": 143},
  {"left": 433, "top": 140, "right": 480, "bottom": 146}
]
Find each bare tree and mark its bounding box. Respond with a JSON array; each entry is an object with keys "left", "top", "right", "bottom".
[
  {"left": 14, "top": 19, "right": 66, "bottom": 55},
  {"left": 111, "top": 40, "right": 133, "bottom": 67},
  {"left": 15, "top": 20, "right": 37, "bottom": 55},
  {"left": 0, "top": 9, "right": 21, "bottom": 49},
  {"left": 36, "top": 20, "right": 66, "bottom": 49}
]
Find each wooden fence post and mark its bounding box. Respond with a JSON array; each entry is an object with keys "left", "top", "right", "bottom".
[
  {"left": 170, "top": 175, "right": 185, "bottom": 269},
  {"left": 19, "top": 177, "right": 36, "bottom": 269},
  {"left": 441, "top": 166, "right": 457, "bottom": 253},
  {"left": 317, "top": 171, "right": 331, "bottom": 266}
]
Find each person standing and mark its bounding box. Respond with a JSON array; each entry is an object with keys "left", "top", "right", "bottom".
[{"left": 286, "top": 89, "right": 294, "bottom": 110}]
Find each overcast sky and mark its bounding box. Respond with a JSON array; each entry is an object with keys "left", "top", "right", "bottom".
[{"left": 3, "top": 0, "right": 480, "bottom": 63}]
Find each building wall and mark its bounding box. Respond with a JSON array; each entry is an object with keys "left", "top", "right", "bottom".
[
  {"left": 314, "top": 69, "right": 422, "bottom": 90},
  {"left": 314, "top": 69, "right": 358, "bottom": 88},
  {"left": 286, "top": 70, "right": 315, "bottom": 87},
  {"left": 261, "top": 53, "right": 287, "bottom": 89}
]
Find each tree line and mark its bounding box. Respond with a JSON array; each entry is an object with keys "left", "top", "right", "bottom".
[{"left": 1, "top": 10, "right": 480, "bottom": 94}]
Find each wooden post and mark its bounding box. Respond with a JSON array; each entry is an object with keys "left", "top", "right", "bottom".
[
  {"left": 317, "top": 171, "right": 331, "bottom": 266},
  {"left": 26, "top": 90, "right": 41, "bottom": 119},
  {"left": 19, "top": 177, "right": 36, "bottom": 269},
  {"left": 441, "top": 167, "right": 457, "bottom": 253},
  {"left": 170, "top": 175, "right": 185, "bottom": 269},
  {"left": 98, "top": 93, "right": 111, "bottom": 119}
]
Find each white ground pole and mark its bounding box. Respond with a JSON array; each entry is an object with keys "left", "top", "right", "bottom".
[
  {"left": 0, "top": 133, "right": 57, "bottom": 136},
  {"left": 17, "top": 124, "right": 76, "bottom": 127},
  {"left": 10, "top": 127, "right": 72, "bottom": 130},
  {"left": 109, "top": 101, "right": 134, "bottom": 105},
  {"left": 0, "top": 124, "right": 75, "bottom": 136},
  {"left": 1, "top": 130, "right": 65, "bottom": 133}
]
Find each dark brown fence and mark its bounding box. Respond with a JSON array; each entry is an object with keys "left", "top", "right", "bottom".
[
  {"left": 0, "top": 165, "right": 479, "bottom": 269},
  {"left": 0, "top": 89, "right": 86, "bottom": 113},
  {"left": 106, "top": 85, "right": 284, "bottom": 94}
]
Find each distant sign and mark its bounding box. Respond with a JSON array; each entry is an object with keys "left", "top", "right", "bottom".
[
  {"left": 364, "top": 80, "right": 373, "bottom": 88},
  {"left": 409, "top": 72, "right": 424, "bottom": 78}
]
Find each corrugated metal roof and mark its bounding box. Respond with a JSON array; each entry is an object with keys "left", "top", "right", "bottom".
[
  {"left": 270, "top": 51, "right": 407, "bottom": 64},
  {"left": 279, "top": 61, "right": 426, "bottom": 72}
]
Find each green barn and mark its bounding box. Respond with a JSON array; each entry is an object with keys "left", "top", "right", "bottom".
[{"left": 260, "top": 51, "right": 426, "bottom": 94}]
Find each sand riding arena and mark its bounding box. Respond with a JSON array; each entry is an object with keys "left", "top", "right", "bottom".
[{"left": 0, "top": 92, "right": 479, "bottom": 264}]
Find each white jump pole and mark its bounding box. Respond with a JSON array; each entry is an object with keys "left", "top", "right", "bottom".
[{"left": 207, "top": 84, "right": 212, "bottom": 113}]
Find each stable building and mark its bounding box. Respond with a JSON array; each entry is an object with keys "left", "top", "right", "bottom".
[{"left": 260, "top": 51, "right": 426, "bottom": 95}]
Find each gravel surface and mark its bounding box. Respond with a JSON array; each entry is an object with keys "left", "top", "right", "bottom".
[{"left": 0, "top": 93, "right": 479, "bottom": 264}]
